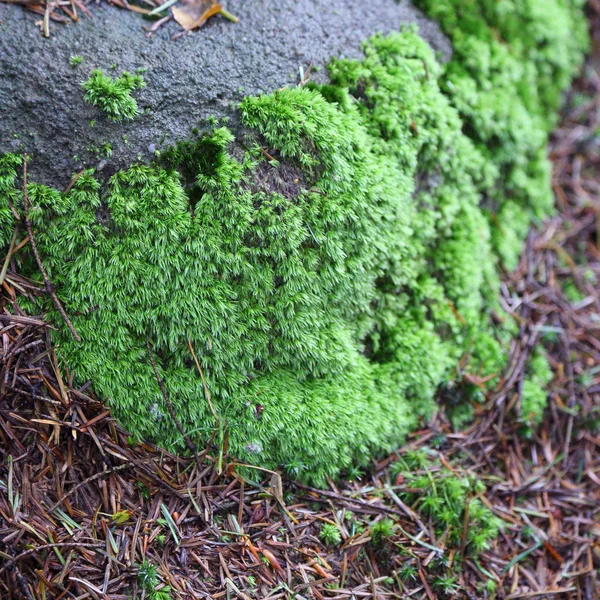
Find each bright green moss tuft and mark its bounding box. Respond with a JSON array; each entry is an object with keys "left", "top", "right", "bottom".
[
  {"left": 521, "top": 348, "right": 553, "bottom": 429},
  {"left": 320, "top": 523, "right": 342, "bottom": 546},
  {"left": 0, "top": 3, "right": 587, "bottom": 484},
  {"left": 82, "top": 69, "right": 146, "bottom": 122},
  {"left": 414, "top": 0, "right": 588, "bottom": 267},
  {"left": 0, "top": 153, "right": 22, "bottom": 248},
  {"left": 370, "top": 518, "right": 395, "bottom": 546}
]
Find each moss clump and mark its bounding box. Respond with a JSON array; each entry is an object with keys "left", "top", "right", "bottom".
[
  {"left": 370, "top": 518, "right": 395, "bottom": 547},
  {"left": 520, "top": 348, "right": 553, "bottom": 429},
  {"left": 0, "top": 4, "right": 587, "bottom": 485},
  {"left": 82, "top": 69, "right": 145, "bottom": 122},
  {"left": 319, "top": 523, "right": 342, "bottom": 546},
  {"left": 414, "top": 0, "right": 588, "bottom": 268},
  {"left": 391, "top": 449, "right": 503, "bottom": 555}
]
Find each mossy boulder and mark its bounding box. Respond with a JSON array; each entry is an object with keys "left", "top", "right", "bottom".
[
  {"left": 0, "top": 0, "right": 450, "bottom": 187},
  {"left": 0, "top": 0, "right": 588, "bottom": 484}
]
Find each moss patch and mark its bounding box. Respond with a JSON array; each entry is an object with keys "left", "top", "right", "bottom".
[
  {"left": 391, "top": 448, "right": 504, "bottom": 554},
  {"left": 415, "top": 0, "right": 588, "bottom": 267},
  {"left": 0, "top": 4, "right": 588, "bottom": 484},
  {"left": 82, "top": 69, "right": 146, "bottom": 122},
  {"left": 521, "top": 348, "right": 554, "bottom": 430}
]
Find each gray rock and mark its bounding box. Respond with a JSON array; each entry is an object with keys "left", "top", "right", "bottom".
[{"left": 0, "top": 0, "right": 450, "bottom": 187}]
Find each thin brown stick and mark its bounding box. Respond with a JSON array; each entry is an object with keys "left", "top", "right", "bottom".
[
  {"left": 188, "top": 338, "right": 218, "bottom": 421},
  {"left": 22, "top": 155, "right": 81, "bottom": 342},
  {"left": 47, "top": 463, "right": 135, "bottom": 512}
]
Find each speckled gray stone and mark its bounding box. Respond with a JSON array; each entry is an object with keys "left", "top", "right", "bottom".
[{"left": 0, "top": 0, "right": 450, "bottom": 187}]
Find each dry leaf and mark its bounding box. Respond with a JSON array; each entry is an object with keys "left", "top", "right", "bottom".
[{"left": 172, "top": 0, "right": 222, "bottom": 31}]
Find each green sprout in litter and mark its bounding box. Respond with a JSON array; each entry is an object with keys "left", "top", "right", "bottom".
[
  {"left": 520, "top": 348, "right": 553, "bottom": 432},
  {"left": 320, "top": 523, "right": 341, "bottom": 546},
  {"left": 82, "top": 69, "right": 145, "bottom": 122},
  {"left": 70, "top": 55, "right": 83, "bottom": 67},
  {"left": 432, "top": 573, "right": 460, "bottom": 595},
  {"left": 370, "top": 518, "right": 395, "bottom": 546},
  {"left": 137, "top": 559, "right": 173, "bottom": 600},
  {"left": 485, "top": 578, "right": 498, "bottom": 597},
  {"left": 398, "top": 563, "right": 418, "bottom": 582}
]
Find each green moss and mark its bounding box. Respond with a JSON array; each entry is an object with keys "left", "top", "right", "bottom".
[
  {"left": 0, "top": 3, "right": 587, "bottom": 484},
  {"left": 520, "top": 348, "right": 553, "bottom": 428},
  {"left": 0, "top": 153, "right": 22, "bottom": 248},
  {"left": 137, "top": 559, "right": 173, "bottom": 600},
  {"left": 391, "top": 449, "right": 503, "bottom": 555},
  {"left": 82, "top": 69, "right": 146, "bottom": 122},
  {"left": 563, "top": 277, "right": 586, "bottom": 304},
  {"left": 414, "top": 0, "right": 588, "bottom": 268},
  {"left": 320, "top": 523, "right": 342, "bottom": 546},
  {"left": 370, "top": 518, "right": 395, "bottom": 546}
]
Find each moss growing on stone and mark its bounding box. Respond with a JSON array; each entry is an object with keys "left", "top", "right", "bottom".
[
  {"left": 414, "top": 0, "right": 588, "bottom": 268},
  {"left": 82, "top": 69, "right": 145, "bottom": 122},
  {"left": 0, "top": 3, "right": 587, "bottom": 484}
]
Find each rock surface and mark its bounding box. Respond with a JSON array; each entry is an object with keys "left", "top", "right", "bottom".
[{"left": 0, "top": 0, "right": 450, "bottom": 186}]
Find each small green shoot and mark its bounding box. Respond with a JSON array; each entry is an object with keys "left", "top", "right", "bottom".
[
  {"left": 370, "top": 518, "right": 395, "bottom": 546},
  {"left": 82, "top": 69, "right": 145, "bottom": 122},
  {"left": 320, "top": 523, "right": 341, "bottom": 546},
  {"left": 137, "top": 559, "right": 173, "bottom": 600}
]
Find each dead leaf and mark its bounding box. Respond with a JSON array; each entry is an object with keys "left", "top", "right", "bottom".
[
  {"left": 172, "top": 0, "right": 222, "bottom": 31},
  {"left": 260, "top": 547, "right": 284, "bottom": 574}
]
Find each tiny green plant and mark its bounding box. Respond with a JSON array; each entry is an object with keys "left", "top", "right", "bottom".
[
  {"left": 344, "top": 511, "right": 364, "bottom": 536},
  {"left": 345, "top": 465, "right": 363, "bottom": 481},
  {"left": 398, "top": 563, "right": 418, "bottom": 582},
  {"left": 432, "top": 573, "right": 460, "bottom": 595},
  {"left": 319, "top": 523, "right": 341, "bottom": 546},
  {"left": 137, "top": 559, "right": 172, "bottom": 600},
  {"left": 520, "top": 349, "right": 553, "bottom": 432},
  {"left": 70, "top": 55, "right": 83, "bottom": 67},
  {"left": 485, "top": 578, "right": 498, "bottom": 597},
  {"left": 370, "top": 518, "right": 395, "bottom": 547},
  {"left": 82, "top": 69, "right": 145, "bottom": 122}
]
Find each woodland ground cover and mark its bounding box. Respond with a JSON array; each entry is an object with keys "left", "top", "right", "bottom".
[
  {"left": 0, "top": 1, "right": 589, "bottom": 485},
  {"left": 0, "top": 1, "right": 599, "bottom": 598}
]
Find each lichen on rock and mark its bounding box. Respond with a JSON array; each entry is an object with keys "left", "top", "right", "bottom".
[{"left": 0, "top": 2, "right": 588, "bottom": 484}]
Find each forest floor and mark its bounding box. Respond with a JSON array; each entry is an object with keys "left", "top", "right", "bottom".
[{"left": 1, "top": 5, "right": 600, "bottom": 600}]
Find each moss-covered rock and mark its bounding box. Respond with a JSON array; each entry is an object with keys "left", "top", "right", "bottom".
[
  {"left": 0, "top": 2, "right": 588, "bottom": 484},
  {"left": 415, "top": 0, "right": 588, "bottom": 266}
]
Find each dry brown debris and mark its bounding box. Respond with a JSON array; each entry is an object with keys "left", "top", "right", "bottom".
[{"left": 0, "top": 0, "right": 236, "bottom": 38}]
